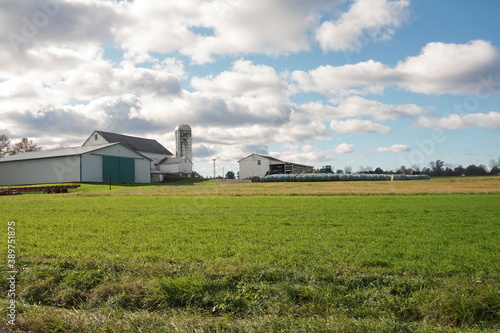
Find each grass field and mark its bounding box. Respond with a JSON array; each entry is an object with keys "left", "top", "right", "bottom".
[{"left": 1, "top": 177, "right": 499, "bottom": 332}]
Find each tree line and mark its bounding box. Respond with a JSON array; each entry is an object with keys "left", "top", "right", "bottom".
[
  {"left": 347, "top": 158, "right": 500, "bottom": 177},
  {"left": 0, "top": 135, "right": 42, "bottom": 157}
]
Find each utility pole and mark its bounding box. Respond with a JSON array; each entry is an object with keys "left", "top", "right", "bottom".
[{"left": 212, "top": 159, "right": 216, "bottom": 179}]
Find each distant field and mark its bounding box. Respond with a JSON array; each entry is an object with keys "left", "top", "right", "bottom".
[
  {"left": 1, "top": 177, "right": 499, "bottom": 332},
  {"left": 79, "top": 175, "right": 500, "bottom": 195}
]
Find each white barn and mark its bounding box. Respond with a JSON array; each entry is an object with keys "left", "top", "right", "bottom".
[
  {"left": 238, "top": 153, "right": 314, "bottom": 179},
  {"left": 83, "top": 128, "right": 193, "bottom": 180},
  {"left": 83, "top": 130, "right": 174, "bottom": 169},
  {"left": 0, "top": 143, "right": 151, "bottom": 186}
]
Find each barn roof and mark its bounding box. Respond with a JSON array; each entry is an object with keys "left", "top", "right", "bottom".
[
  {"left": 238, "top": 153, "right": 314, "bottom": 168},
  {"left": 95, "top": 131, "right": 173, "bottom": 155},
  {"left": 237, "top": 153, "right": 284, "bottom": 163},
  {"left": 0, "top": 143, "right": 118, "bottom": 163}
]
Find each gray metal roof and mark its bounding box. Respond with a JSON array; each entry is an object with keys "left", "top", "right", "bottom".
[
  {"left": 238, "top": 153, "right": 283, "bottom": 163},
  {"left": 0, "top": 143, "right": 117, "bottom": 163},
  {"left": 96, "top": 131, "right": 173, "bottom": 155},
  {"left": 160, "top": 157, "right": 186, "bottom": 165},
  {"left": 238, "top": 153, "right": 313, "bottom": 168}
]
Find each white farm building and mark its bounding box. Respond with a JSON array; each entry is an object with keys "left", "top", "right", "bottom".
[
  {"left": 238, "top": 153, "right": 313, "bottom": 179},
  {"left": 0, "top": 124, "right": 193, "bottom": 186},
  {"left": 0, "top": 143, "right": 151, "bottom": 186},
  {"left": 82, "top": 127, "right": 193, "bottom": 181}
]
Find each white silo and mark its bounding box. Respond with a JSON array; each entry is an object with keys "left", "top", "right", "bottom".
[{"left": 175, "top": 123, "right": 192, "bottom": 162}]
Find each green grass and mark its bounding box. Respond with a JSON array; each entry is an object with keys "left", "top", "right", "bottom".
[{"left": 1, "top": 188, "right": 499, "bottom": 332}]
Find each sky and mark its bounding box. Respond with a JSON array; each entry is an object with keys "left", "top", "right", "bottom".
[{"left": 1, "top": 0, "right": 499, "bottom": 177}]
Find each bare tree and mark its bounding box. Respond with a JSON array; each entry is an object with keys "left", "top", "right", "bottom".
[
  {"left": 490, "top": 157, "right": 500, "bottom": 168},
  {"left": 0, "top": 135, "right": 10, "bottom": 157},
  {"left": 10, "top": 138, "right": 42, "bottom": 155}
]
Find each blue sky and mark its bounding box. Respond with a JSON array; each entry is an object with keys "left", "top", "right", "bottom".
[{"left": 0, "top": 0, "right": 499, "bottom": 177}]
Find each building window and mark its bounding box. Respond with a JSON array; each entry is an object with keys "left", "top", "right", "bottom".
[
  {"left": 95, "top": 134, "right": 98, "bottom": 140},
  {"left": 257, "top": 160, "right": 261, "bottom": 165}
]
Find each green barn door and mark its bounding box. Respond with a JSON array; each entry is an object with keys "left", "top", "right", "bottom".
[
  {"left": 103, "top": 156, "right": 135, "bottom": 183},
  {"left": 103, "top": 156, "right": 120, "bottom": 182},
  {"left": 119, "top": 158, "right": 135, "bottom": 183}
]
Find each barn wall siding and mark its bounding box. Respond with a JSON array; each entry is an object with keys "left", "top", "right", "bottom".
[
  {"left": 0, "top": 156, "right": 81, "bottom": 186},
  {"left": 135, "top": 159, "right": 151, "bottom": 183},
  {"left": 81, "top": 153, "right": 103, "bottom": 182},
  {"left": 239, "top": 155, "right": 271, "bottom": 179},
  {"left": 94, "top": 144, "right": 146, "bottom": 159}
]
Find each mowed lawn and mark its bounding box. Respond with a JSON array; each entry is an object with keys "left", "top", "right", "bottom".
[{"left": 1, "top": 179, "right": 499, "bottom": 332}]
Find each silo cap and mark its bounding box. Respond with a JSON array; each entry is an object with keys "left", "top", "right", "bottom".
[{"left": 175, "top": 123, "right": 191, "bottom": 131}]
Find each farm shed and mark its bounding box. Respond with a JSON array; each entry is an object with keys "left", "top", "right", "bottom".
[
  {"left": 238, "top": 153, "right": 314, "bottom": 179},
  {"left": 0, "top": 143, "right": 151, "bottom": 186}
]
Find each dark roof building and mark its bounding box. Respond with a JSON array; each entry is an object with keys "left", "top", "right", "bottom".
[{"left": 85, "top": 130, "right": 173, "bottom": 155}]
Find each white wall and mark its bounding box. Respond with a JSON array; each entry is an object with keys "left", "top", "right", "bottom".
[
  {"left": 158, "top": 158, "right": 192, "bottom": 175},
  {"left": 135, "top": 159, "right": 151, "bottom": 183},
  {"left": 0, "top": 156, "right": 81, "bottom": 186},
  {"left": 82, "top": 131, "right": 109, "bottom": 146},
  {"left": 179, "top": 158, "right": 192, "bottom": 174},
  {"left": 81, "top": 153, "right": 103, "bottom": 182},
  {"left": 160, "top": 163, "right": 179, "bottom": 174},
  {"left": 139, "top": 152, "right": 170, "bottom": 171},
  {"left": 239, "top": 155, "right": 271, "bottom": 179},
  {"left": 97, "top": 144, "right": 146, "bottom": 159}
]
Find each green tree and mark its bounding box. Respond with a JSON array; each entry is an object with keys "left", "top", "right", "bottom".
[
  {"left": 225, "top": 170, "right": 235, "bottom": 179},
  {"left": 454, "top": 165, "right": 465, "bottom": 176},
  {"left": 464, "top": 164, "right": 488, "bottom": 176},
  {"left": 429, "top": 160, "right": 445, "bottom": 176}
]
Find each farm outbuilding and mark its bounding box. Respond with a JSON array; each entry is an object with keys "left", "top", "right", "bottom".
[
  {"left": 0, "top": 143, "right": 151, "bottom": 186},
  {"left": 238, "top": 153, "right": 314, "bottom": 179}
]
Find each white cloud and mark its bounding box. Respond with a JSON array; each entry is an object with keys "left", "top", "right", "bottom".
[
  {"left": 335, "top": 96, "right": 425, "bottom": 120},
  {"left": 293, "top": 40, "right": 500, "bottom": 96},
  {"left": 191, "top": 59, "right": 290, "bottom": 97},
  {"left": 376, "top": 144, "right": 409, "bottom": 152},
  {"left": 418, "top": 112, "right": 500, "bottom": 130},
  {"left": 0, "top": 77, "right": 68, "bottom": 114},
  {"left": 315, "top": 0, "right": 410, "bottom": 52},
  {"left": 300, "top": 96, "right": 425, "bottom": 121},
  {"left": 396, "top": 40, "right": 500, "bottom": 94},
  {"left": 276, "top": 115, "right": 330, "bottom": 143},
  {"left": 333, "top": 143, "right": 355, "bottom": 154},
  {"left": 330, "top": 119, "right": 391, "bottom": 133},
  {"left": 119, "top": 0, "right": 342, "bottom": 64},
  {"left": 292, "top": 60, "right": 397, "bottom": 95},
  {"left": 271, "top": 144, "right": 331, "bottom": 164},
  {"left": 0, "top": 0, "right": 120, "bottom": 53},
  {"left": 191, "top": 111, "right": 329, "bottom": 146},
  {"left": 0, "top": 0, "right": 411, "bottom": 65}
]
